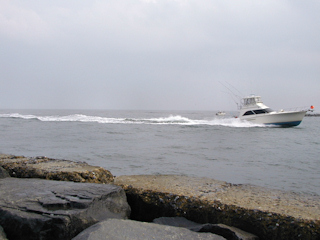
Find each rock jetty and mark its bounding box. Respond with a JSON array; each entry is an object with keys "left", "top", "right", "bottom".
[{"left": 1, "top": 154, "right": 320, "bottom": 240}]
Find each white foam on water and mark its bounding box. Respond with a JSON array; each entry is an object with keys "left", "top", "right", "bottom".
[{"left": 0, "top": 113, "right": 264, "bottom": 128}]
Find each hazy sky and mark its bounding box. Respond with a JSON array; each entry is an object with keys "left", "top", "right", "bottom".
[{"left": 1, "top": 0, "right": 319, "bottom": 111}]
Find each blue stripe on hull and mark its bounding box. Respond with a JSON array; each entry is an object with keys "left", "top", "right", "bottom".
[{"left": 266, "top": 121, "right": 302, "bottom": 127}]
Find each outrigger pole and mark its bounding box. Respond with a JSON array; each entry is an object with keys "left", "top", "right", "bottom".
[{"left": 219, "top": 81, "right": 243, "bottom": 110}]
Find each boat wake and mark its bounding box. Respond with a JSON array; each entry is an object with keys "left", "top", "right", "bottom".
[{"left": 0, "top": 113, "right": 265, "bottom": 128}]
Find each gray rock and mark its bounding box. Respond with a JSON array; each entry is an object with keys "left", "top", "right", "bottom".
[
  {"left": 154, "top": 217, "right": 259, "bottom": 240},
  {"left": 0, "top": 226, "right": 7, "bottom": 240},
  {"left": 72, "top": 219, "right": 226, "bottom": 240},
  {"left": 191, "top": 224, "right": 258, "bottom": 240},
  {"left": 0, "top": 178, "right": 130, "bottom": 240},
  {"left": 0, "top": 167, "right": 9, "bottom": 179}
]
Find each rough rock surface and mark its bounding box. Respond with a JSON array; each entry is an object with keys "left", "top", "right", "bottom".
[
  {"left": 0, "top": 167, "right": 9, "bottom": 179},
  {"left": 72, "top": 219, "right": 226, "bottom": 240},
  {"left": 115, "top": 175, "right": 320, "bottom": 240},
  {"left": 0, "top": 178, "right": 130, "bottom": 240},
  {"left": 0, "top": 154, "right": 113, "bottom": 183},
  {"left": 153, "top": 217, "right": 258, "bottom": 240}
]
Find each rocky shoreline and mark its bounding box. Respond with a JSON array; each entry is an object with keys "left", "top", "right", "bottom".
[{"left": 1, "top": 154, "right": 319, "bottom": 240}]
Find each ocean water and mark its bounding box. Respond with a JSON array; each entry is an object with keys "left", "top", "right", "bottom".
[{"left": 0, "top": 109, "right": 319, "bottom": 195}]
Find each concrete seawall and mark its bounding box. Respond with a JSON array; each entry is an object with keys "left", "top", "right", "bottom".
[
  {"left": 1, "top": 154, "right": 320, "bottom": 239},
  {"left": 114, "top": 175, "right": 320, "bottom": 240}
]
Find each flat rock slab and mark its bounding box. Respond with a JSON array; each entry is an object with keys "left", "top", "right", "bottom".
[
  {"left": 0, "top": 178, "right": 130, "bottom": 240},
  {"left": 72, "top": 219, "right": 226, "bottom": 240},
  {"left": 115, "top": 175, "right": 320, "bottom": 240},
  {"left": 0, "top": 154, "right": 113, "bottom": 183}
]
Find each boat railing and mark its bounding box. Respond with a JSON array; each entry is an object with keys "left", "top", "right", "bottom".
[{"left": 277, "top": 106, "right": 312, "bottom": 113}]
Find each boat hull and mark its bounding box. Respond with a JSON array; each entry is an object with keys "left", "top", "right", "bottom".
[{"left": 240, "top": 111, "right": 306, "bottom": 127}]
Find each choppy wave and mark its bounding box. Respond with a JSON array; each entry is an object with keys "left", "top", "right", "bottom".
[{"left": 0, "top": 113, "right": 264, "bottom": 128}]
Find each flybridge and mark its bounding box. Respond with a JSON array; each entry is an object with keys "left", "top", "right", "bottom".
[{"left": 242, "top": 95, "right": 262, "bottom": 106}]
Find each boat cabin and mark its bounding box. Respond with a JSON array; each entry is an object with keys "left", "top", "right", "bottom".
[{"left": 240, "top": 95, "right": 274, "bottom": 116}]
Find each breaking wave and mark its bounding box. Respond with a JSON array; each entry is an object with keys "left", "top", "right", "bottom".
[{"left": 0, "top": 113, "right": 264, "bottom": 128}]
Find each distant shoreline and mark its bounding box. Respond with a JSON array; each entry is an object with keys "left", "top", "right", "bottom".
[{"left": 306, "top": 113, "right": 320, "bottom": 117}]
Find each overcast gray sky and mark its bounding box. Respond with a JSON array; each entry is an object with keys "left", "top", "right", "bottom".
[{"left": 1, "top": 0, "right": 319, "bottom": 111}]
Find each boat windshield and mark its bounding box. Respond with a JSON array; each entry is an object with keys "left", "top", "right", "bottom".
[
  {"left": 264, "top": 108, "right": 274, "bottom": 113},
  {"left": 243, "top": 108, "right": 274, "bottom": 116},
  {"left": 253, "top": 110, "right": 266, "bottom": 114}
]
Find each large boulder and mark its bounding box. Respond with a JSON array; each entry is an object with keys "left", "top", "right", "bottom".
[
  {"left": 115, "top": 175, "right": 320, "bottom": 240},
  {"left": 0, "top": 178, "right": 130, "bottom": 240},
  {"left": 72, "top": 219, "right": 226, "bottom": 240},
  {"left": 0, "top": 154, "right": 113, "bottom": 183}
]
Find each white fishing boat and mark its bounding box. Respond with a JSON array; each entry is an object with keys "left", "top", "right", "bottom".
[
  {"left": 238, "top": 95, "right": 308, "bottom": 127},
  {"left": 216, "top": 111, "right": 226, "bottom": 116}
]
